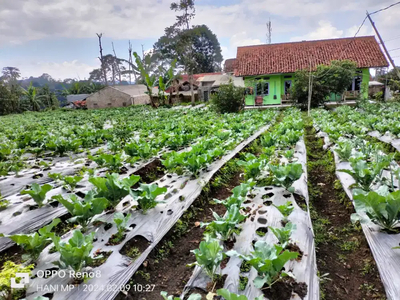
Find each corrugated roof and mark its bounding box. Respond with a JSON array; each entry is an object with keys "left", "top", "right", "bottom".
[
  {"left": 235, "top": 36, "right": 389, "bottom": 76},
  {"left": 66, "top": 94, "right": 90, "bottom": 103}
]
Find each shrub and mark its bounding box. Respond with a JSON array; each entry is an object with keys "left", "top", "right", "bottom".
[{"left": 211, "top": 80, "right": 245, "bottom": 113}]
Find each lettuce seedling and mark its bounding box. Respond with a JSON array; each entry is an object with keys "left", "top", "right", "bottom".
[
  {"left": 201, "top": 205, "right": 246, "bottom": 241},
  {"left": 269, "top": 163, "right": 303, "bottom": 193},
  {"left": 226, "top": 241, "right": 298, "bottom": 288},
  {"left": 273, "top": 201, "right": 294, "bottom": 222},
  {"left": 51, "top": 230, "right": 96, "bottom": 272},
  {"left": 53, "top": 191, "right": 108, "bottom": 230},
  {"left": 352, "top": 189, "right": 400, "bottom": 232},
  {"left": 90, "top": 173, "right": 140, "bottom": 207},
  {"left": 21, "top": 183, "right": 52, "bottom": 207},
  {"left": 269, "top": 222, "right": 297, "bottom": 248},
  {"left": 188, "top": 238, "right": 224, "bottom": 281},
  {"left": 0, "top": 218, "right": 60, "bottom": 260},
  {"left": 132, "top": 183, "right": 167, "bottom": 213}
]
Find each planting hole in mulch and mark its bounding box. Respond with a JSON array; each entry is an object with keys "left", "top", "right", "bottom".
[
  {"left": 257, "top": 217, "right": 267, "bottom": 225},
  {"left": 90, "top": 250, "right": 113, "bottom": 268},
  {"left": 75, "top": 191, "right": 86, "bottom": 198},
  {"left": 130, "top": 159, "right": 165, "bottom": 184},
  {"left": 106, "top": 233, "right": 127, "bottom": 246},
  {"left": 120, "top": 235, "right": 150, "bottom": 260},
  {"left": 263, "top": 277, "right": 308, "bottom": 300},
  {"left": 262, "top": 192, "right": 274, "bottom": 199},
  {"left": 285, "top": 243, "right": 303, "bottom": 261},
  {"left": 293, "top": 193, "right": 307, "bottom": 209},
  {"left": 104, "top": 223, "right": 112, "bottom": 231},
  {"left": 224, "top": 236, "right": 236, "bottom": 250},
  {"left": 256, "top": 227, "right": 268, "bottom": 237},
  {"left": 206, "top": 274, "right": 228, "bottom": 293}
]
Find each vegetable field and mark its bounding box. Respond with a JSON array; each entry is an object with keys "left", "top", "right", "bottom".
[{"left": 0, "top": 103, "right": 399, "bottom": 300}]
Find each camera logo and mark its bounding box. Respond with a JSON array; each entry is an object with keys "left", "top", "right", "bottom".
[{"left": 10, "top": 273, "right": 30, "bottom": 289}]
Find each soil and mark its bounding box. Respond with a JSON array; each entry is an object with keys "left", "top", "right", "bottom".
[
  {"left": 115, "top": 170, "right": 243, "bottom": 300},
  {"left": 263, "top": 277, "right": 308, "bottom": 300},
  {"left": 303, "top": 115, "right": 387, "bottom": 300},
  {"left": 131, "top": 159, "right": 165, "bottom": 185}
]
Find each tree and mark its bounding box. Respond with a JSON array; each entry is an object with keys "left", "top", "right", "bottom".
[
  {"left": 170, "top": 0, "right": 195, "bottom": 30},
  {"left": 96, "top": 33, "right": 108, "bottom": 86},
  {"left": 291, "top": 60, "right": 357, "bottom": 109},
  {"left": 377, "top": 67, "right": 400, "bottom": 92},
  {"left": 157, "top": 59, "right": 181, "bottom": 105},
  {"left": 38, "top": 85, "right": 59, "bottom": 109},
  {"left": 211, "top": 80, "right": 245, "bottom": 113},
  {"left": 0, "top": 80, "right": 21, "bottom": 115},
  {"left": 1, "top": 67, "right": 21, "bottom": 84},
  {"left": 89, "top": 54, "right": 126, "bottom": 85}
]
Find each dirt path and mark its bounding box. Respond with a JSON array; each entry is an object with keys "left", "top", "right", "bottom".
[{"left": 303, "top": 114, "right": 386, "bottom": 300}]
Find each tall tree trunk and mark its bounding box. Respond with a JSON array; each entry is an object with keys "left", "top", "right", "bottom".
[
  {"left": 96, "top": 33, "right": 108, "bottom": 86},
  {"left": 112, "top": 42, "right": 122, "bottom": 83}
]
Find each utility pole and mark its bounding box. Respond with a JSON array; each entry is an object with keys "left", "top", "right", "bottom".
[
  {"left": 307, "top": 59, "right": 313, "bottom": 116},
  {"left": 266, "top": 19, "right": 272, "bottom": 44},
  {"left": 367, "top": 11, "right": 400, "bottom": 80}
]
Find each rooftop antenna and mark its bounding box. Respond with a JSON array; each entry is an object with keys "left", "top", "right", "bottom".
[{"left": 266, "top": 19, "right": 272, "bottom": 44}]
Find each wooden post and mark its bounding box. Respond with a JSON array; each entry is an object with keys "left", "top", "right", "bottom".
[
  {"left": 96, "top": 33, "right": 108, "bottom": 86},
  {"left": 367, "top": 11, "right": 400, "bottom": 80},
  {"left": 307, "top": 59, "right": 312, "bottom": 116}
]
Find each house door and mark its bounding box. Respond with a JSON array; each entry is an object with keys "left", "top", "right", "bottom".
[{"left": 204, "top": 90, "right": 209, "bottom": 102}]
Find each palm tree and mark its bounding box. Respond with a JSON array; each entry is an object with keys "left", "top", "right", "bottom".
[{"left": 23, "top": 83, "right": 44, "bottom": 111}]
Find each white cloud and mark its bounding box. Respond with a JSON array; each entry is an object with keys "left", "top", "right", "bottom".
[
  {"left": 290, "top": 20, "right": 343, "bottom": 42},
  {"left": 18, "top": 60, "right": 98, "bottom": 80},
  {"left": 345, "top": 24, "right": 374, "bottom": 37}
]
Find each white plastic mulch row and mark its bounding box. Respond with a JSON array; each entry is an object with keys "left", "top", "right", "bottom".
[
  {"left": 182, "top": 138, "right": 319, "bottom": 300},
  {"left": 368, "top": 130, "right": 400, "bottom": 152},
  {"left": 316, "top": 130, "right": 400, "bottom": 300},
  {"left": 26, "top": 123, "right": 273, "bottom": 300}
]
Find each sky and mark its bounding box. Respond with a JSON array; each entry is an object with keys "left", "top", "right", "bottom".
[{"left": 0, "top": 0, "right": 399, "bottom": 80}]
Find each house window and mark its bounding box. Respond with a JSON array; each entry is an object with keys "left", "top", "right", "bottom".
[
  {"left": 284, "top": 80, "right": 292, "bottom": 94},
  {"left": 108, "top": 103, "right": 112, "bottom": 106},
  {"left": 284, "top": 75, "right": 292, "bottom": 79},
  {"left": 122, "top": 102, "right": 127, "bottom": 107},
  {"left": 347, "top": 75, "right": 362, "bottom": 91},
  {"left": 263, "top": 82, "right": 269, "bottom": 95},
  {"left": 256, "top": 80, "right": 269, "bottom": 96}
]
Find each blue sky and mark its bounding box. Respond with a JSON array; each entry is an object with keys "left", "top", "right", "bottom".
[{"left": 0, "top": 0, "right": 399, "bottom": 80}]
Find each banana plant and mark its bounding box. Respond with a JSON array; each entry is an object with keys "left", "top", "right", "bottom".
[
  {"left": 21, "top": 183, "right": 52, "bottom": 207},
  {"left": 226, "top": 241, "right": 298, "bottom": 288},
  {"left": 52, "top": 191, "right": 108, "bottom": 231},
  {"left": 0, "top": 218, "right": 60, "bottom": 260}
]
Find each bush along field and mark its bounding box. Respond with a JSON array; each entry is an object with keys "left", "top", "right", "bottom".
[{"left": 0, "top": 103, "right": 397, "bottom": 300}]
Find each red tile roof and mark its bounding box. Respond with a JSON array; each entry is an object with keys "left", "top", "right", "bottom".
[
  {"left": 235, "top": 36, "right": 389, "bottom": 76},
  {"left": 224, "top": 59, "right": 237, "bottom": 73}
]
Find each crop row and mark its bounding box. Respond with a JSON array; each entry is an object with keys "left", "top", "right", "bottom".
[
  {"left": 174, "top": 108, "right": 318, "bottom": 300},
  {"left": 0, "top": 109, "right": 277, "bottom": 300},
  {"left": 311, "top": 107, "right": 400, "bottom": 300}
]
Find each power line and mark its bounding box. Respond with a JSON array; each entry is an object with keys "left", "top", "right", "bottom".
[
  {"left": 385, "top": 36, "right": 400, "bottom": 42},
  {"left": 389, "top": 47, "right": 400, "bottom": 52},
  {"left": 369, "top": 1, "right": 400, "bottom": 15}
]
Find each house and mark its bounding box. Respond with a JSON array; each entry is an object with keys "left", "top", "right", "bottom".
[
  {"left": 86, "top": 85, "right": 150, "bottom": 109},
  {"left": 197, "top": 74, "right": 244, "bottom": 101},
  {"left": 229, "top": 36, "right": 389, "bottom": 106},
  {"left": 369, "top": 80, "right": 385, "bottom": 96}
]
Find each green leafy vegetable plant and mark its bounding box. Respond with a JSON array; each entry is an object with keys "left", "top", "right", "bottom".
[
  {"left": 0, "top": 218, "right": 60, "bottom": 260},
  {"left": 113, "top": 212, "right": 131, "bottom": 237},
  {"left": 90, "top": 153, "right": 124, "bottom": 172},
  {"left": 51, "top": 230, "right": 96, "bottom": 272},
  {"left": 132, "top": 183, "right": 167, "bottom": 213},
  {"left": 237, "top": 153, "right": 267, "bottom": 180},
  {"left": 269, "top": 222, "right": 297, "bottom": 248},
  {"left": 217, "top": 289, "right": 264, "bottom": 300},
  {"left": 62, "top": 175, "right": 83, "bottom": 191},
  {"left": 53, "top": 191, "right": 108, "bottom": 230},
  {"left": 268, "top": 163, "right": 303, "bottom": 193},
  {"left": 214, "top": 181, "right": 255, "bottom": 209},
  {"left": 335, "top": 140, "right": 353, "bottom": 161},
  {"left": 160, "top": 291, "right": 201, "bottom": 300},
  {"left": 188, "top": 238, "right": 224, "bottom": 282},
  {"left": 21, "top": 183, "right": 52, "bottom": 207},
  {"left": 352, "top": 189, "right": 400, "bottom": 232},
  {"left": 273, "top": 201, "right": 294, "bottom": 223},
  {"left": 90, "top": 173, "right": 140, "bottom": 207},
  {"left": 201, "top": 205, "right": 246, "bottom": 241},
  {"left": 226, "top": 241, "right": 298, "bottom": 288}
]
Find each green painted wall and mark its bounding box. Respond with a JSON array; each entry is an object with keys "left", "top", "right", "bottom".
[
  {"left": 244, "top": 74, "right": 294, "bottom": 106},
  {"left": 329, "top": 68, "right": 370, "bottom": 101}
]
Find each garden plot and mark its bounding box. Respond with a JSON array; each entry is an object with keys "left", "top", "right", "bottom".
[
  {"left": 312, "top": 109, "right": 400, "bottom": 300},
  {"left": 24, "top": 120, "right": 274, "bottom": 300},
  {"left": 182, "top": 138, "right": 319, "bottom": 300},
  {"left": 0, "top": 107, "right": 277, "bottom": 300},
  {"left": 0, "top": 109, "right": 266, "bottom": 251}
]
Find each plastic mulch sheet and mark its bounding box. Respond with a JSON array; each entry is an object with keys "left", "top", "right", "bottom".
[
  {"left": 317, "top": 129, "right": 400, "bottom": 300},
  {"left": 25, "top": 123, "right": 273, "bottom": 300},
  {"left": 368, "top": 131, "right": 400, "bottom": 152},
  {"left": 181, "top": 138, "right": 319, "bottom": 300}
]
